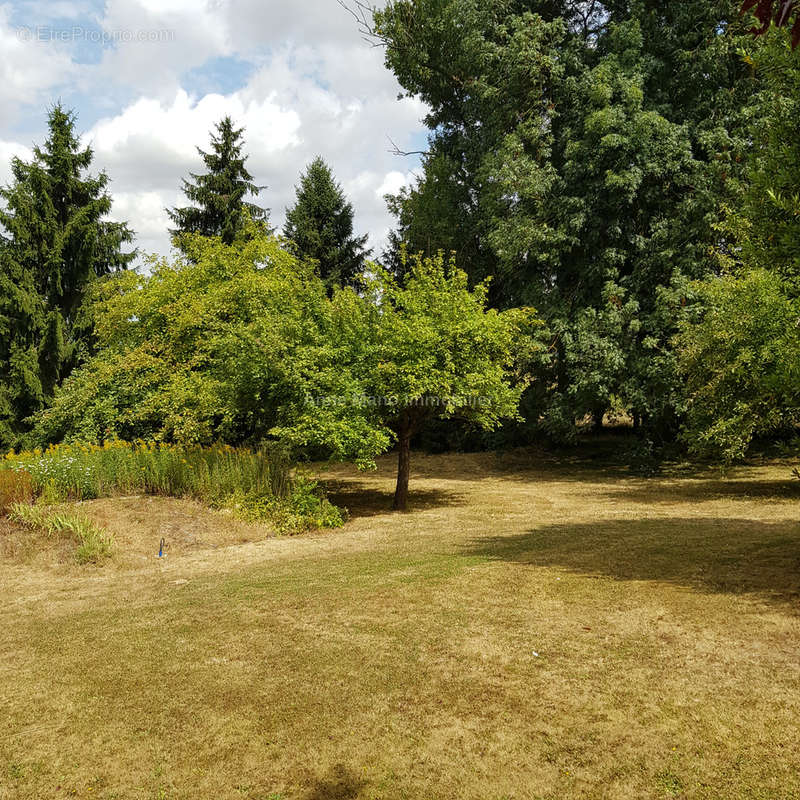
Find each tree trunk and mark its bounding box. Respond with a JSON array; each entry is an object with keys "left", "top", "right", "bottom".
[{"left": 393, "top": 421, "right": 412, "bottom": 511}]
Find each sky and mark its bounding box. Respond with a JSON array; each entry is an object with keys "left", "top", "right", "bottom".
[{"left": 0, "top": 0, "right": 427, "bottom": 263}]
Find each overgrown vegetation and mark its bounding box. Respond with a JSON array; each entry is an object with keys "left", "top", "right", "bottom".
[
  {"left": 9, "top": 501, "right": 114, "bottom": 563},
  {"left": 1, "top": 440, "right": 344, "bottom": 534}
]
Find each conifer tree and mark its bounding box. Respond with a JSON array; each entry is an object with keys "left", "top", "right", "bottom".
[
  {"left": 283, "top": 157, "right": 370, "bottom": 291},
  {"left": 0, "top": 104, "right": 135, "bottom": 447},
  {"left": 168, "top": 116, "right": 268, "bottom": 245}
]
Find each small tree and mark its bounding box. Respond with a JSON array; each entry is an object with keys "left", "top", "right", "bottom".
[
  {"left": 168, "top": 116, "right": 269, "bottom": 246},
  {"left": 283, "top": 157, "right": 370, "bottom": 291},
  {"left": 274, "top": 251, "right": 533, "bottom": 509},
  {"left": 33, "top": 222, "right": 320, "bottom": 446},
  {"left": 676, "top": 269, "right": 800, "bottom": 461}
]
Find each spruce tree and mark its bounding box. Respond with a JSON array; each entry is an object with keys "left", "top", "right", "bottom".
[
  {"left": 0, "top": 103, "right": 134, "bottom": 448},
  {"left": 283, "top": 157, "right": 370, "bottom": 291},
  {"left": 168, "top": 116, "right": 269, "bottom": 246}
]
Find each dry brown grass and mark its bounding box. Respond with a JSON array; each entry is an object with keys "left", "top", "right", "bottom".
[{"left": 1, "top": 448, "right": 799, "bottom": 800}]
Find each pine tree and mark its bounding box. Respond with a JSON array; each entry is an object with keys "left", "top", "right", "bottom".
[
  {"left": 168, "top": 116, "right": 269, "bottom": 246},
  {"left": 0, "top": 103, "right": 134, "bottom": 447},
  {"left": 283, "top": 157, "right": 370, "bottom": 291}
]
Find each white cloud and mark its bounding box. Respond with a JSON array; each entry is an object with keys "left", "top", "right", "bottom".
[
  {"left": 0, "top": 139, "right": 33, "bottom": 187},
  {"left": 0, "top": 5, "right": 75, "bottom": 116},
  {"left": 105, "top": 190, "right": 177, "bottom": 258},
  {"left": 89, "top": 89, "right": 301, "bottom": 176},
  {"left": 1, "top": 0, "right": 428, "bottom": 262},
  {"left": 376, "top": 170, "right": 417, "bottom": 200},
  {"left": 95, "top": 0, "right": 231, "bottom": 97}
]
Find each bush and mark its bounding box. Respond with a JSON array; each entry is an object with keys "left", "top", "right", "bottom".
[
  {"left": 676, "top": 270, "right": 800, "bottom": 462},
  {"left": 0, "top": 469, "right": 33, "bottom": 515},
  {"left": 235, "top": 476, "right": 347, "bottom": 534}
]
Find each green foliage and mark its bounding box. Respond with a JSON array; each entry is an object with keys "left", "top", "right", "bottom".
[
  {"left": 2, "top": 440, "right": 343, "bottom": 533},
  {"left": 677, "top": 269, "right": 800, "bottom": 461},
  {"left": 31, "top": 225, "right": 325, "bottom": 446},
  {"left": 283, "top": 157, "right": 370, "bottom": 291},
  {"left": 273, "top": 249, "right": 532, "bottom": 467},
  {"left": 273, "top": 248, "right": 532, "bottom": 506},
  {"left": 0, "top": 441, "right": 346, "bottom": 532},
  {"left": 168, "top": 116, "right": 269, "bottom": 247},
  {"left": 235, "top": 476, "right": 347, "bottom": 534},
  {"left": 375, "top": 0, "right": 756, "bottom": 441},
  {"left": 678, "top": 34, "right": 800, "bottom": 462},
  {"left": 3, "top": 441, "right": 290, "bottom": 504},
  {"left": 9, "top": 502, "right": 114, "bottom": 563},
  {"left": 0, "top": 105, "right": 134, "bottom": 449},
  {"left": 726, "top": 34, "right": 800, "bottom": 282}
]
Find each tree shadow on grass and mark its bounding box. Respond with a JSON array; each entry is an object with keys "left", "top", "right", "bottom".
[
  {"left": 302, "top": 764, "right": 367, "bottom": 800},
  {"left": 465, "top": 517, "right": 800, "bottom": 605},
  {"left": 324, "top": 479, "right": 467, "bottom": 519},
  {"left": 600, "top": 477, "right": 800, "bottom": 505}
]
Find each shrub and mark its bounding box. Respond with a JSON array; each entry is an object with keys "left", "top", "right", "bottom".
[
  {"left": 0, "top": 469, "right": 34, "bottom": 515},
  {"left": 236, "top": 476, "right": 347, "bottom": 534}
]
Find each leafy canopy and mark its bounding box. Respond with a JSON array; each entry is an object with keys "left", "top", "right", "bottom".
[
  {"left": 374, "top": 0, "right": 756, "bottom": 442},
  {"left": 677, "top": 32, "right": 800, "bottom": 461},
  {"left": 33, "top": 223, "right": 325, "bottom": 446},
  {"left": 274, "top": 249, "right": 533, "bottom": 467},
  {"left": 677, "top": 269, "right": 800, "bottom": 461}
]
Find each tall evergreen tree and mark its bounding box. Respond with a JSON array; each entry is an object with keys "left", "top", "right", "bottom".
[
  {"left": 0, "top": 104, "right": 135, "bottom": 448},
  {"left": 283, "top": 157, "right": 370, "bottom": 291},
  {"left": 168, "top": 116, "right": 269, "bottom": 246}
]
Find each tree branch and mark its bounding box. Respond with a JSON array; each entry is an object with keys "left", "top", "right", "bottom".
[{"left": 387, "top": 136, "right": 429, "bottom": 158}]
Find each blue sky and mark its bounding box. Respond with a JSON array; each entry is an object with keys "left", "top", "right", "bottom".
[{"left": 0, "top": 0, "right": 426, "bottom": 260}]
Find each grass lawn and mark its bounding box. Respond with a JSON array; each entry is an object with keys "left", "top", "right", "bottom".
[{"left": 1, "top": 448, "right": 799, "bottom": 799}]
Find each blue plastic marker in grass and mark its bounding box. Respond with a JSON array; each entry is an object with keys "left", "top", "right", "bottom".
[{"left": 158, "top": 537, "right": 165, "bottom": 558}]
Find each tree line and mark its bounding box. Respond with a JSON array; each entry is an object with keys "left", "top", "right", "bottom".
[
  {"left": 0, "top": 110, "right": 372, "bottom": 443},
  {"left": 1, "top": 0, "right": 798, "bottom": 506},
  {"left": 372, "top": 0, "right": 799, "bottom": 462}
]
